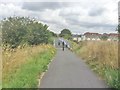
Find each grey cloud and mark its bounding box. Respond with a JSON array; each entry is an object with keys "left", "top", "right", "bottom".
[
  {"left": 69, "top": 19, "right": 116, "bottom": 29},
  {"left": 118, "top": 1, "right": 120, "bottom": 17},
  {"left": 89, "top": 7, "right": 105, "bottom": 16},
  {"left": 22, "top": 2, "right": 65, "bottom": 11},
  {"left": 22, "top": 2, "right": 79, "bottom": 11},
  {"left": 58, "top": 4, "right": 110, "bottom": 30},
  {"left": 59, "top": 10, "right": 81, "bottom": 17},
  {"left": 62, "top": 14, "right": 116, "bottom": 31}
]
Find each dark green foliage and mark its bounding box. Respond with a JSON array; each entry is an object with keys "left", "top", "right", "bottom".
[
  {"left": 49, "top": 31, "right": 57, "bottom": 37},
  {"left": 59, "top": 29, "right": 72, "bottom": 39},
  {"left": 2, "top": 17, "right": 27, "bottom": 48},
  {"left": 1, "top": 17, "right": 53, "bottom": 48},
  {"left": 118, "top": 24, "right": 120, "bottom": 34},
  {"left": 100, "top": 34, "right": 109, "bottom": 40},
  {"left": 118, "top": 25, "right": 120, "bottom": 41}
]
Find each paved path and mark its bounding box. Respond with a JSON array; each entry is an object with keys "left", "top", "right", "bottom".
[{"left": 40, "top": 39, "right": 108, "bottom": 88}]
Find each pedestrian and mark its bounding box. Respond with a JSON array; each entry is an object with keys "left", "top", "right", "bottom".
[
  {"left": 58, "top": 41, "right": 60, "bottom": 46},
  {"left": 62, "top": 41, "right": 65, "bottom": 51}
]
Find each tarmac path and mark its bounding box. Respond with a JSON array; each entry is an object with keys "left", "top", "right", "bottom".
[{"left": 40, "top": 38, "right": 108, "bottom": 88}]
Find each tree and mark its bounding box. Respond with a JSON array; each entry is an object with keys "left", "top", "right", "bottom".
[
  {"left": 1, "top": 16, "right": 53, "bottom": 48},
  {"left": 100, "top": 33, "right": 109, "bottom": 40},
  {"left": 117, "top": 25, "right": 120, "bottom": 41},
  {"left": 2, "top": 17, "right": 28, "bottom": 48},
  {"left": 118, "top": 24, "right": 120, "bottom": 34},
  {"left": 59, "top": 29, "right": 72, "bottom": 39},
  {"left": 49, "top": 31, "right": 57, "bottom": 37}
]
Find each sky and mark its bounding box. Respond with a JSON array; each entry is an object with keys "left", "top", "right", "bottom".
[{"left": 0, "top": 0, "right": 119, "bottom": 34}]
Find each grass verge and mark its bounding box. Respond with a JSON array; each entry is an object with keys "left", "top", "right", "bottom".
[
  {"left": 2, "top": 45, "right": 56, "bottom": 88},
  {"left": 70, "top": 41, "right": 120, "bottom": 89}
]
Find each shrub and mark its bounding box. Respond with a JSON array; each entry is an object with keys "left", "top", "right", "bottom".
[{"left": 1, "top": 17, "right": 53, "bottom": 48}]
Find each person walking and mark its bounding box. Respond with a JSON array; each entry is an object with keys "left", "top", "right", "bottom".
[
  {"left": 58, "top": 41, "right": 60, "bottom": 46},
  {"left": 62, "top": 41, "right": 65, "bottom": 51}
]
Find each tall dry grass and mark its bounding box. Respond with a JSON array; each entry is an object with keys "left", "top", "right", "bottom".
[
  {"left": 2, "top": 44, "right": 54, "bottom": 83},
  {"left": 78, "top": 41, "right": 118, "bottom": 69},
  {"left": 0, "top": 46, "right": 2, "bottom": 89},
  {"left": 71, "top": 41, "right": 119, "bottom": 89}
]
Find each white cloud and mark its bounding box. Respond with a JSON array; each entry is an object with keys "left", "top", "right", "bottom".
[{"left": 0, "top": 0, "right": 119, "bottom": 34}]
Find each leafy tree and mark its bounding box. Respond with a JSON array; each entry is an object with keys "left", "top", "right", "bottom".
[
  {"left": 1, "top": 16, "right": 53, "bottom": 48},
  {"left": 59, "top": 29, "right": 72, "bottom": 39},
  {"left": 118, "top": 24, "right": 120, "bottom": 34},
  {"left": 117, "top": 25, "right": 120, "bottom": 41},
  {"left": 2, "top": 17, "right": 28, "bottom": 48},
  {"left": 49, "top": 31, "right": 57, "bottom": 37},
  {"left": 100, "top": 34, "right": 109, "bottom": 40}
]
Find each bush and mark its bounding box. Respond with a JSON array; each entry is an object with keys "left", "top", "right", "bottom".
[{"left": 1, "top": 17, "right": 53, "bottom": 48}]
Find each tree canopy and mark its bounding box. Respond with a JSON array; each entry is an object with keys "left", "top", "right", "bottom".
[
  {"left": 118, "top": 24, "right": 120, "bottom": 33},
  {"left": 1, "top": 16, "right": 54, "bottom": 48},
  {"left": 59, "top": 29, "right": 72, "bottom": 39}
]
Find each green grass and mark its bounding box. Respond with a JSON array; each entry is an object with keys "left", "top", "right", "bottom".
[
  {"left": 0, "top": 84, "right": 1, "bottom": 90},
  {"left": 104, "top": 68, "right": 120, "bottom": 89},
  {"left": 88, "top": 60, "right": 120, "bottom": 89},
  {"left": 3, "top": 48, "right": 56, "bottom": 88},
  {"left": 87, "top": 60, "right": 120, "bottom": 89}
]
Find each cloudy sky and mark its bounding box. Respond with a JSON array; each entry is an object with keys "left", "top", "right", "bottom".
[{"left": 0, "top": 0, "right": 119, "bottom": 34}]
